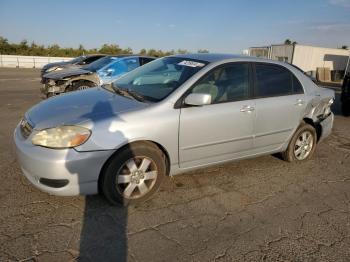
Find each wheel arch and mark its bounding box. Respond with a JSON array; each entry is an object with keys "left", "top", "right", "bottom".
[
  {"left": 65, "top": 75, "right": 99, "bottom": 91},
  {"left": 302, "top": 117, "right": 322, "bottom": 142},
  {"left": 98, "top": 140, "right": 171, "bottom": 193}
]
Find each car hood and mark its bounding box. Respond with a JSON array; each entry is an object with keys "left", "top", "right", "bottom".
[
  {"left": 43, "top": 67, "right": 91, "bottom": 80},
  {"left": 42, "top": 61, "right": 69, "bottom": 71},
  {"left": 26, "top": 87, "right": 147, "bottom": 130}
]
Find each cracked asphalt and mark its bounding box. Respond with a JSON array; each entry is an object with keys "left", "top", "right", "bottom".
[{"left": 0, "top": 68, "right": 350, "bottom": 262}]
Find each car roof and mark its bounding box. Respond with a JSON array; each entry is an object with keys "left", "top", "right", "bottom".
[
  {"left": 106, "top": 54, "right": 155, "bottom": 59},
  {"left": 84, "top": 54, "right": 106, "bottom": 57},
  {"left": 170, "top": 53, "right": 291, "bottom": 65},
  {"left": 171, "top": 53, "right": 245, "bottom": 63}
]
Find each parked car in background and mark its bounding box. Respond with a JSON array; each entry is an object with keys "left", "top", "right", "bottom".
[
  {"left": 41, "top": 55, "right": 155, "bottom": 97},
  {"left": 341, "top": 72, "right": 350, "bottom": 116},
  {"left": 14, "top": 54, "right": 334, "bottom": 205},
  {"left": 40, "top": 54, "right": 106, "bottom": 77}
]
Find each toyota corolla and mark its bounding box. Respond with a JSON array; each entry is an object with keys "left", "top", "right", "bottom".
[{"left": 14, "top": 54, "right": 334, "bottom": 205}]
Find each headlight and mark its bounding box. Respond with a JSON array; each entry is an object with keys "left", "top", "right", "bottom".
[
  {"left": 46, "top": 67, "right": 57, "bottom": 72},
  {"left": 46, "top": 67, "right": 63, "bottom": 72},
  {"left": 32, "top": 126, "right": 91, "bottom": 149}
]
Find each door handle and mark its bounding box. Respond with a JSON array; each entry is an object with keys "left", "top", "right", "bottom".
[
  {"left": 295, "top": 99, "right": 304, "bottom": 106},
  {"left": 240, "top": 105, "right": 255, "bottom": 113}
]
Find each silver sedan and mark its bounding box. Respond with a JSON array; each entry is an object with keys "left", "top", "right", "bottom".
[{"left": 14, "top": 54, "right": 335, "bottom": 205}]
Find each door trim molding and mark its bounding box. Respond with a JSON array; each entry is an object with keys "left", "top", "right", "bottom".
[{"left": 181, "top": 135, "right": 253, "bottom": 151}]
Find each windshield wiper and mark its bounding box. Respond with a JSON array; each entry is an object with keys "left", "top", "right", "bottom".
[
  {"left": 112, "top": 85, "right": 145, "bottom": 102},
  {"left": 125, "top": 89, "right": 145, "bottom": 102}
]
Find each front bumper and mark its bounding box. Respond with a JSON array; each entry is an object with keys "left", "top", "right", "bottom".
[
  {"left": 40, "top": 78, "right": 67, "bottom": 95},
  {"left": 319, "top": 113, "right": 334, "bottom": 141},
  {"left": 14, "top": 125, "right": 115, "bottom": 196}
]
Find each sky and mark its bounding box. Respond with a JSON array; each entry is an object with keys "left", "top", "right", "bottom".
[{"left": 0, "top": 0, "right": 350, "bottom": 53}]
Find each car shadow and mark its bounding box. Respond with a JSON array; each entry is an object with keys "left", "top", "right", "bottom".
[
  {"left": 64, "top": 96, "right": 130, "bottom": 261},
  {"left": 78, "top": 195, "right": 128, "bottom": 261}
]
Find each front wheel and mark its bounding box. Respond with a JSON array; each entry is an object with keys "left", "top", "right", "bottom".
[
  {"left": 69, "top": 81, "right": 96, "bottom": 92},
  {"left": 100, "top": 143, "right": 166, "bottom": 206},
  {"left": 282, "top": 123, "right": 317, "bottom": 162}
]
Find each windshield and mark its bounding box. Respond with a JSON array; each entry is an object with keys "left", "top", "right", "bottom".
[
  {"left": 84, "top": 56, "right": 117, "bottom": 72},
  {"left": 68, "top": 56, "right": 85, "bottom": 64},
  {"left": 112, "top": 57, "right": 208, "bottom": 102}
]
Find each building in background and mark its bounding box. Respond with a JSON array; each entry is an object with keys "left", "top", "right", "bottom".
[
  {"left": 248, "top": 46, "right": 271, "bottom": 58},
  {"left": 248, "top": 44, "right": 350, "bottom": 82}
]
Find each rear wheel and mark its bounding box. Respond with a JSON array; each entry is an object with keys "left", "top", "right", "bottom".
[
  {"left": 282, "top": 123, "right": 317, "bottom": 162},
  {"left": 101, "top": 143, "right": 166, "bottom": 206}
]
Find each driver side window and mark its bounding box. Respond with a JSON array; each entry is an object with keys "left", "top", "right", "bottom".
[{"left": 190, "top": 63, "right": 250, "bottom": 104}]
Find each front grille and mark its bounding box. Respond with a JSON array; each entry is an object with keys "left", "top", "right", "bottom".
[{"left": 20, "top": 118, "right": 33, "bottom": 139}]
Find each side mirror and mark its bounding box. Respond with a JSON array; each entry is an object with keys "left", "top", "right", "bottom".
[{"left": 184, "top": 93, "right": 211, "bottom": 106}]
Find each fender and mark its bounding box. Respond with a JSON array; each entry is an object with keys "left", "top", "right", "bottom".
[{"left": 65, "top": 73, "right": 101, "bottom": 91}]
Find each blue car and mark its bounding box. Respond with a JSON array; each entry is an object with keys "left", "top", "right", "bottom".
[{"left": 41, "top": 55, "right": 155, "bottom": 98}]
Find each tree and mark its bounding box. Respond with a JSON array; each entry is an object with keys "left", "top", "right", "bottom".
[
  {"left": 341, "top": 45, "right": 348, "bottom": 50},
  {"left": 284, "top": 39, "right": 292, "bottom": 45},
  {"left": 177, "top": 49, "right": 188, "bottom": 54},
  {"left": 198, "top": 49, "right": 209, "bottom": 53},
  {"left": 0, "top": 37, "right": 13, "bottom": 54},
  {"left": 0, "top": 35, "right": 194, "bottom": 57},
  {"left": 139, "top": 48, "right": 147, "bottom": 55}
]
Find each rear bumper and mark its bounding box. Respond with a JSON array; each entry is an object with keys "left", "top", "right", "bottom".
[{"left": 319, "top": 113, "right": 334, "bottom": 141}]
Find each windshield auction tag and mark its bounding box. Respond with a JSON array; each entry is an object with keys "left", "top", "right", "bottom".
[{"left": 178, "top": 60, "right": 205, "bottom": 67}]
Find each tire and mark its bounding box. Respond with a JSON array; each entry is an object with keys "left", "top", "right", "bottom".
[
  {"left": 281, "top": 123, "right": 317, "bottom": 162},
  {"left": 101, "top": 142, "right": 166, "bottom": 206},
  {"left": 69, "top": 81, "right": 96, "bottom": 92}
]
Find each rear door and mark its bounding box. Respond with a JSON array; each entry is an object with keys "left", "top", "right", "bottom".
[
  {"left": 179, "top": 62, "right": 255, "bottom": 168},
  {"left": 252, "top": 63, "right": 306, "bottom": 153}
]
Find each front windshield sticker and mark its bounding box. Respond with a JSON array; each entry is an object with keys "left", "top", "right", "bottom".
[{"left": 178, "top": 60, "right": 205, "bottom": 68}]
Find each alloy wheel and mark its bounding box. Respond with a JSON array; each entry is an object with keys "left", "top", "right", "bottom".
[
  {"left": 294, "top": 130, "right": 314, "bottom": 160},
  {"left": 77, "top": 85, "right": 91, "bottom": 90},
  {"left": 116, "top": 156, "right": 158, "bottom": 199}
]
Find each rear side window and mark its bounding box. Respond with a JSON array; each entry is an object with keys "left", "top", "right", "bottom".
[
  {"left": 293, "top": 75, "right": 304, "bottom": 94},
  {"left": 255, "top": 63, "right": 304, "bottom": 97},
  {"left": 83, "top": 56, "right": 103, "bottom": 64},
  {"left": 140, "top": 57, "right": 154, "bottom": 65}
]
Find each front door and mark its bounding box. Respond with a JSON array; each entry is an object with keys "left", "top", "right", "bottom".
[{"left": 179, "top": 62, "right": 255, "bottom": 168}]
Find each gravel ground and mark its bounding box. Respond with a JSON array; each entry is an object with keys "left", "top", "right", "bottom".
[{"left": 0, "top": 68, "right": 350, "bottom": 262}]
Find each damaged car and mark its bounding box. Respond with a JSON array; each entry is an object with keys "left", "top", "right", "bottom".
[
  {"left": 40, "top": 54, "right": 106, "bottom": 77},
  {"left": 41, "top": 55, "right": 154, "bottom": 98},
  {"left": 14, "top": 54, "right": 334, "bottom": 205}
]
